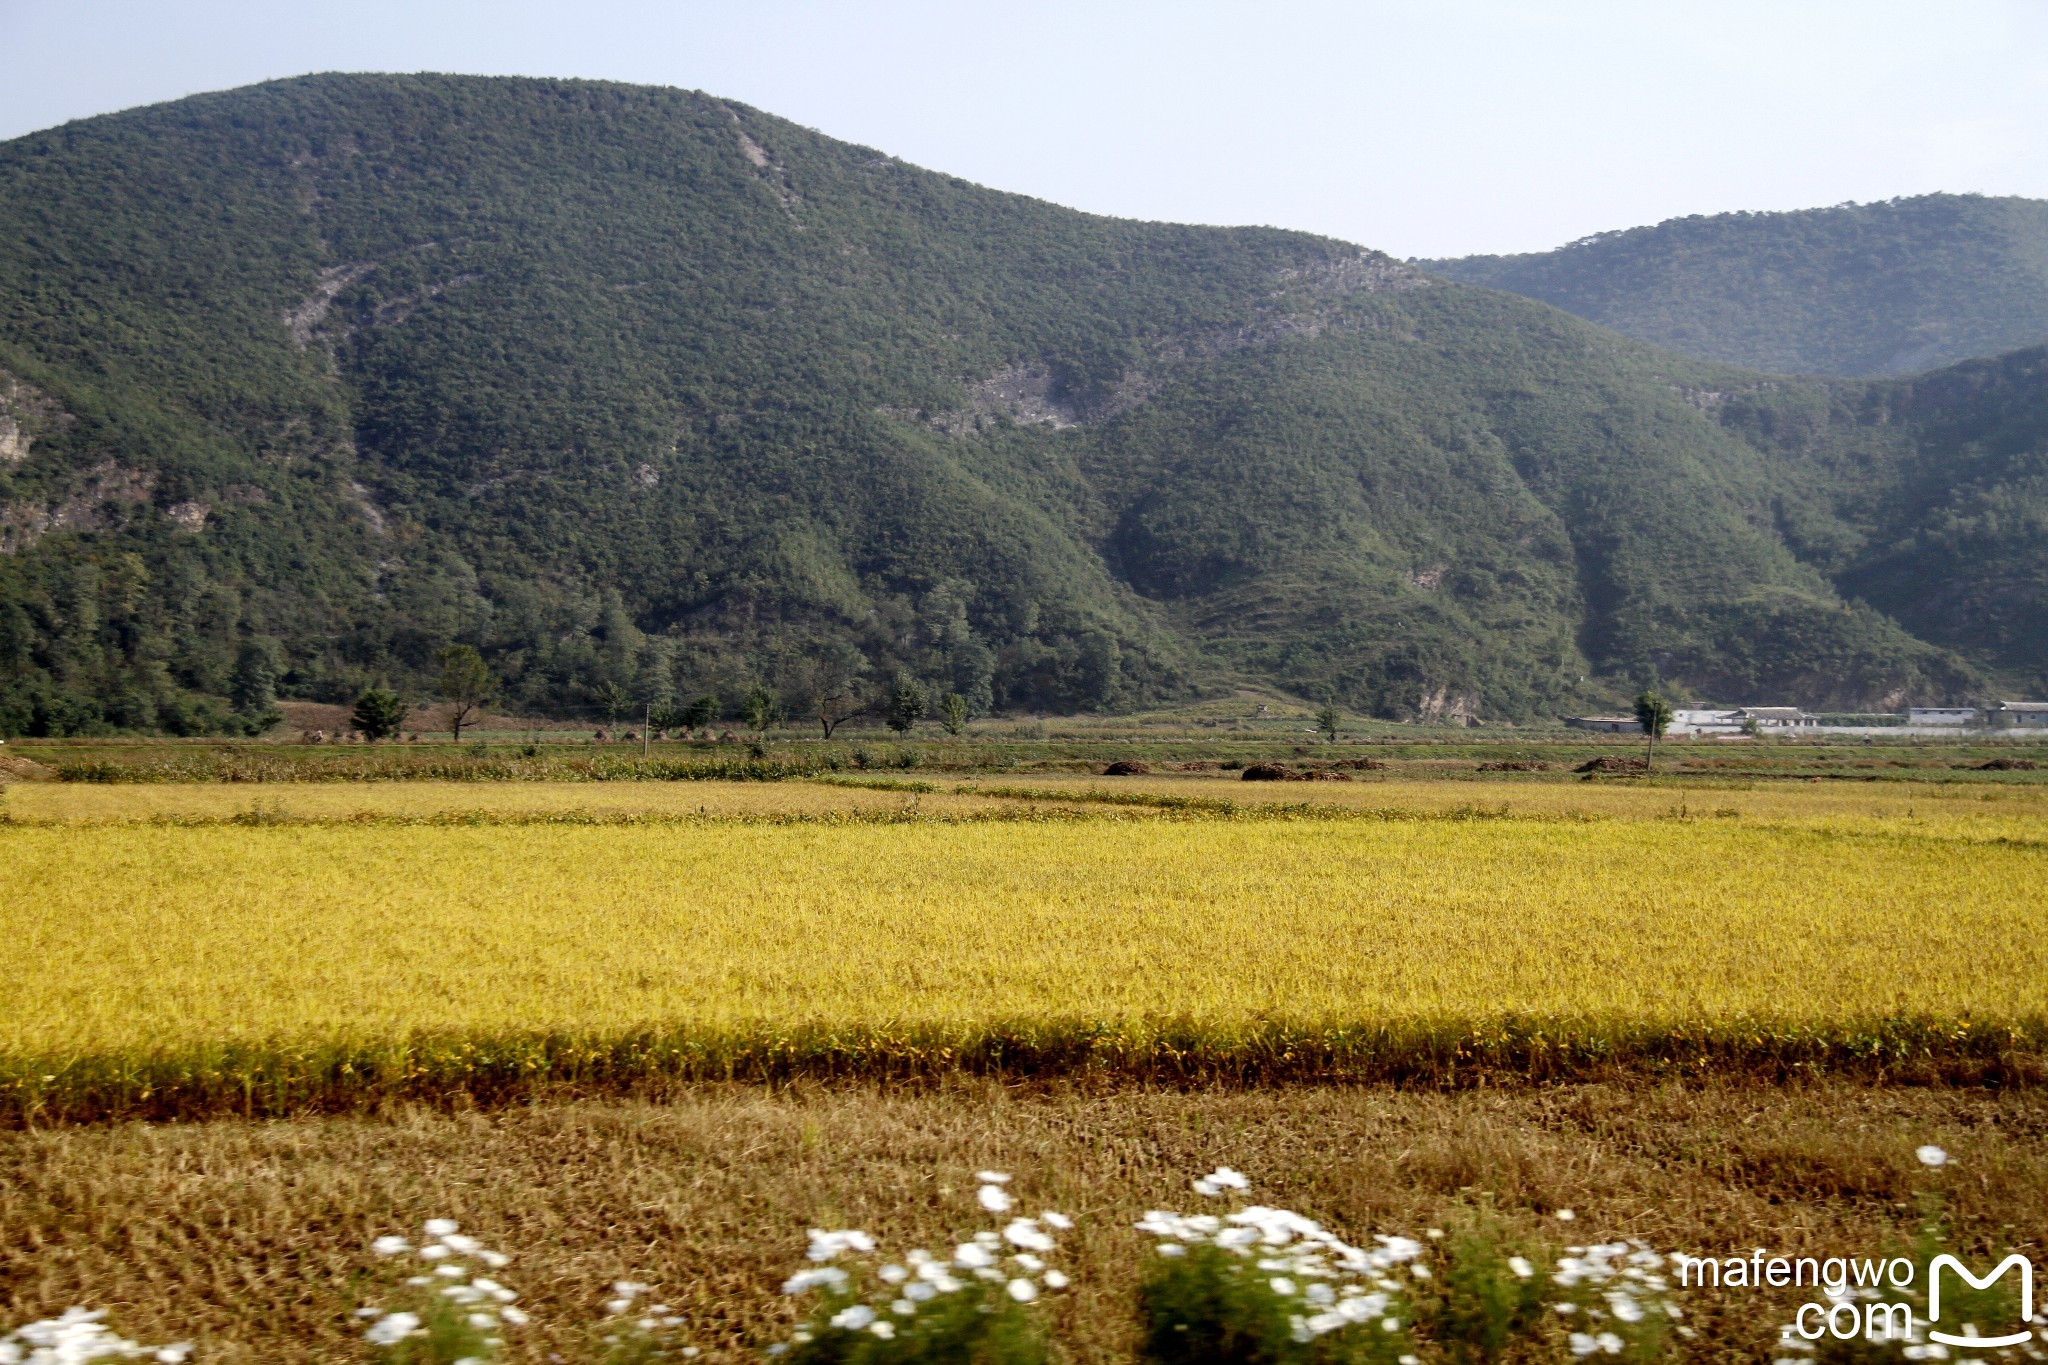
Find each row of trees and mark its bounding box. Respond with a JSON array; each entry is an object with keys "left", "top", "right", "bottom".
[
  {"left": 343, "top": 646, "right": 981, "bottom": 742},
  {"left": 639, "top": 672, "right": 976, "bottom": 739}
]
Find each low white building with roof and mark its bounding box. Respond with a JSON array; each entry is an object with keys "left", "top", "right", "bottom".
[
  {"left": 1563, "top": 714, "right": 1642, "bottom": 733},
  {"left": 1734, "top": 706, "right": 1815, "bottom": 729},
  {"left": 1989, "top": 701, "right": 2048, "bottom": 729}
]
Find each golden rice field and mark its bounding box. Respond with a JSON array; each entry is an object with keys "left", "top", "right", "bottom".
[{"left": 3, "top": 776, "right": 2046, "bottom": 1120}]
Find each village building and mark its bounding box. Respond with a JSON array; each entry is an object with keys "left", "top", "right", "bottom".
[
  {"left": 1670, "top": 708, "right": 1744, "bottom": 735},
  {"left": 1563, "top": 714, "right": 1642, "bottom": 733},
  {"left": 1733, "top": 706, "right": 1815, "bottom": 730},
  {"left": 1907, "top": 707, "right": 1976, "bottom": 726},
  {"left": 1989, "top": 701, "right": 2048, "bottom": 729}
]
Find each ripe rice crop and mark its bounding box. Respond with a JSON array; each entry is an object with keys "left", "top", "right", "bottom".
[{"left": 3, "top": 779, "right": 2046, "bottom": 1122}]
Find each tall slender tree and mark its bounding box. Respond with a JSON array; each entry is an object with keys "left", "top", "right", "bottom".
[
  {"left": 434, "top": 644, "right": 494, "bottom": 744},
  {"left": 1633, "top": 690, "right": 1673, "bottom": 771}
]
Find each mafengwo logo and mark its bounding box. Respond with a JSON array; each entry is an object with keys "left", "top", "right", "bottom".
[
  {"left": 1926, "top": 1255, "right": 2032, "bottom": 1348},
  {"left": 1682, "top": 1248, "right": 2040, "bottom": 1353}
]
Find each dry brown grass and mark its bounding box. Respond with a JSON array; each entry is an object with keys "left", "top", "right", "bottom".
[{"left": 4, "top": 1081, "right": 2045, "bottom": 1363}]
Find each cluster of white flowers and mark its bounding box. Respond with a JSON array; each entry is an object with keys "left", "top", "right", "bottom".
[
  {"left": 0, "top": 1310, "right": 189, "bottom": 1365},
  {"left": 1137, "top": 1166, "right": 1425, "bottom": 1352},
  {"left": 1549, "top": 1241, "right": 1685, "bottom": 1357},
  {"left": 359, "top": 1219, "right": 528, "bottom": 1359},
  {"left": 773, "top": 1172, "right": 1072, "bottom": 1352},
  {"left": 601, "top": 1281, "right": 699, "bottom": 1358}
]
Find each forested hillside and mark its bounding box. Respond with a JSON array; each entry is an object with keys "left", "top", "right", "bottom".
[
  {"left": 0, "top": 76, "right": 2037, "bottom": 734},
  {"left": 1422, "top": 194, "right": 2048, "bottom": 377}
]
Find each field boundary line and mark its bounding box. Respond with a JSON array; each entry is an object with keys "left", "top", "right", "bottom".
[{"left": 6, "top": 1015, "right": 2044, "bottom": 1126}]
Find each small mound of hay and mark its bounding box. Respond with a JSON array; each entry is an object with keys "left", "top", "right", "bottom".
[
  {"left": 0, "top": 755, "right": 55, "bottom": 782},
  {"left": 1574, "top": 755, "right": 1649, "bottom": 774}
]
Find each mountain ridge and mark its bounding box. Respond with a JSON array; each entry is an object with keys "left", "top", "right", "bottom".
[
  {"left": 1420, "top": 193, "right": 2048, "bottom": 377},
  {"left": 0, "top": 74, "right": 2038, "bottom": 736}
]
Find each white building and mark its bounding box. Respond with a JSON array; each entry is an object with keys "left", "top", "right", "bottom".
[
  {"left": 1670, "top": 708, "right": 1743, "bottom": 735},
  {"left": 1990, "top": 702, "right": 2048, "bottom": 729},
  {"left": 1734, "top": 706, "right": 1815, "bottom": 730},
  {"left": 1563, "top": 715, "right": 1642, "bottom": 733},
  {"left": 1907, "top": 707, "right": 1976, "bottom": 726}
]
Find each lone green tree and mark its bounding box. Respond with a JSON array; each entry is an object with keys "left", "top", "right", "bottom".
[
  {"left": 740, "top": 683, "right": 780, "bottom": 733},
  {"left": 792, "top": 642, "right": 870, "bottom": 738},
  {"left": 229, "top": 641, "right": 278, "bottom": 716},
  {"left": 884, "top": 673, "right": 927, "bottom": 734},
  {"left": 434, "top": 644, "right": 494, "bottom": 743},
  {"left": 1315, "top": 703, "right": 1342, "bottom": 743},
  {"left": 1633, "top": 690, "right": 1674, "bottom": 771},
  {"left": 939, "top": 691, "right": 970, "bottom": 737},
  {"left": 351, "top": 686, "right": 408, "bottom": 743},
  {"left": 592, "top": 680, "right": 633, "bottom": 732}
]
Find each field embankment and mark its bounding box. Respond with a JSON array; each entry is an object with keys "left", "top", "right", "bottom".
[{"left": 4, "top": 779, "right": 2045, "bottom": 1122}]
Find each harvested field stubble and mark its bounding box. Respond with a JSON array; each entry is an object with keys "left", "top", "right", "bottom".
[
  {"left": 1, "top": 1082, "right": 2044, "bottom": 1364},
  {"left": 3, "top": 783, "right": 2047, "bottom": 1119}
]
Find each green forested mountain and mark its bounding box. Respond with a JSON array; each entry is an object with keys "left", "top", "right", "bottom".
[
  {"left": 1421, "top": 194, "right": 2048, "bottom": 377},
  {"left": 0, "top": 75, "right": 2038, "bottom": 735}
]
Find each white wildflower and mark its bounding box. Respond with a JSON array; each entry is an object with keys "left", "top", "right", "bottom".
[
  {"left": 371, "top": 1236, "right": 411, "bottom": 1256},
  {"left": 828, "top": 1305, "right": 875, "bottom": 1331},
  {"left": 1043, "top": 1270, "right": 1069, "bottom": 1290},
  {"left": 1041, "top": 1211, "right": 1073, "bottom": 1230},
  {"left": 978, "top": 1185, "right": 1014, "bottom": 1213},
  {"left": 365, "top": 1311, "right": 421, "bottom": 1346},
  {"left": 423, "top": 1219, "right": 459, "bottom": 1238},
  {"left": 1918, "top": 1145, "right": 1950, "bottom": 1168},
  {"left": 781, "top": 1267, "right": 850, "bottom": 1295},
  {"left": 868, "top": 1321, "right": 895, "bottom": 1340},
  {"left": 806, "top": 1230, "right": 876, "bottom": 1262},
  {"left": 1003, "top": 1219, "right": 1056, "bottom": 1251},
  {"left": 1006, "top": 1279, "right": 1038, "bottom": 1303},
  {"left": 976, "top": 1171, "right": 1012, "bottom": 1184}
]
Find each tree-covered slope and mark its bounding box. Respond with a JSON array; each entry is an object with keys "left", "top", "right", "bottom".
[
  {"left": 1422, "top": 194, "right": 2048, "bottom": 377},
  {"left": 0, "top": 75, "right": 2030, "bottom": 734}
]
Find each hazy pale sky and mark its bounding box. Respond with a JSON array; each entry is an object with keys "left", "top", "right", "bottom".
[{"left": 4, "top": 0, "right": 2047, "bottom": 258}]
